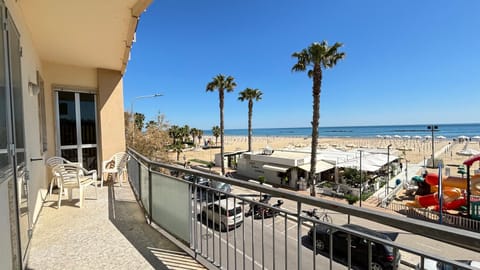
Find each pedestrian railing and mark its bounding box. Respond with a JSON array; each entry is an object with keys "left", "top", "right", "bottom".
[
  {"left": 385, "top": 202, "right": 480, "bottom": 232},
  {"left": 127, "top": 148, "right": 480, "bottom": 270}
]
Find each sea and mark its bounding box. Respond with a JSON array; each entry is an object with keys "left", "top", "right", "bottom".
[{"left": 203, "top": 123, "right": 480, "bottom": 139}]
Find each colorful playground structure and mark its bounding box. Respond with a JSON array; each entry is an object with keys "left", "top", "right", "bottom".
[{"left": 406, "top": 155, "right": 480, "bottom": 214}]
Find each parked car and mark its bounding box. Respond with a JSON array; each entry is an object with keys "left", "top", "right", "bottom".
[
  {"left": 201, "top": 198, "right": 243, "bottom": 231},
  {"left": 307, "top": 224, "right": 401, "bottom": 270},
  {"left": 198, "top": 180, "right": 231, "bottom": 201},
  {"left": 183, "top": 174, "right": 209, "bottom": 192},
  {"left": 416, "top": 258, "right": 480, "bottom": 270}
]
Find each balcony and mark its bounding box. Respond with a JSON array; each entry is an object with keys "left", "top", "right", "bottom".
[
  {"left": 26, "top": 174, "right": 205, "bottom": 269},
  {"left": 27, "top": 148, "right": 480, "bottom": 269}
]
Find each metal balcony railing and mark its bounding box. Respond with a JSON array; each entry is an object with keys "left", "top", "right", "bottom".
[{"left": 126, "top": 148, "right": 480, "bottom": 270}]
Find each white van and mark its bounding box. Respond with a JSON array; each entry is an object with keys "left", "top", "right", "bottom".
[{"left": 201, "top": 198, "right": 243, "bottom": 231}]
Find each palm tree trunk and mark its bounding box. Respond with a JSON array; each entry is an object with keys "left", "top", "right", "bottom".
[
  {"left": 248, "top": 100, "right": 253, "bottom": 152},
  {"left": 219, "top": 89, "right": 225, "bottom": 175},
  {"left": 310, "top": 64, "right": 322, "bottom": 197}
]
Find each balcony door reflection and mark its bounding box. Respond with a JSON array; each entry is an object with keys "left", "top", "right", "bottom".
[{"left": 55, "top": 91, "right": 98, "bottom": 170}]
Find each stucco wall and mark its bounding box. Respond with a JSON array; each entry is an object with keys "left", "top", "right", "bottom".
[
  {"left": 97, "top": 68, "right": 126, "bottom": 161},
  {"left": 0, "top": 180, "right": 13, "bottom": 269}
]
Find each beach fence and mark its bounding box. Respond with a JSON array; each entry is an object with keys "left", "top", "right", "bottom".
[{"left": 384, "top": 202, "right": 480, "bottom": 232}]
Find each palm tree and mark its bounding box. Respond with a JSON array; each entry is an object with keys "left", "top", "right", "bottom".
[
  {"left": 238, "top": 88, "right": 263, "bottom": 152},
  {"left": 181, "top": 125, "right": 190, "bottom": 143},
  {"left": 168, "top": 125, "right": 182, "bottom": 144},
  {"left": 190, "top": 128, "right": 199, "bottom": 146},
  {"left": 197, "top": 129, "right": 204, "bottom": 146},
  {"left": 292, "top": 41, "right": 345, "bottom": 196},
  {"left": 212, "top": 125, "right": 221, "bottom": 145},
  {"left": 206, "top": 74, "right": 237, "bottom": 175}
]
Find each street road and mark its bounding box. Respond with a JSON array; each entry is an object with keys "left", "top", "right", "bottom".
[{"left": 189, "top": 185, "right": 478, "bottom": 269}]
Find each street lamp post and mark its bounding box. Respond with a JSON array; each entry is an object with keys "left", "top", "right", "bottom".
[
  {"left": 385, "top": 144, "right": 392, "bottom": 198},
  {"left": 131, "top": 93, "right": 163, "bottom": 144},
  {"left": 427, "top": 125, "right": 438, "bottom": 168}
]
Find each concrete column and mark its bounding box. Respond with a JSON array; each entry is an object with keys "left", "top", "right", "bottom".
[{"left": 97, "top": 69, "right": 126, "bottom": 162}]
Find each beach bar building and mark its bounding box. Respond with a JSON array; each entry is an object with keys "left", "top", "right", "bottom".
[
  {"left": 236, "top": 149, "right": 335, "bottom": 189},
  {"left": 0, "top": 0, "right": 152, "bottom": 268},
  {"left": 236, "top": 147, "right": 398, "bottom": 190}
]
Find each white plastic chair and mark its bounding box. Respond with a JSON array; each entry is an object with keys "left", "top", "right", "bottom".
[
  {"left": 46, "top": 156, "right": 82, "bottom": 195},
  {"left": 52, "top": 163, "right": 97, "bottom": 208},
  {"left": 101, "top": 152, "right": 128, "bottom": 187}
]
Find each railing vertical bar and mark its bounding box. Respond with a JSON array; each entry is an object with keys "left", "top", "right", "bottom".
[
  {"left": 205, "top": 189, "right": 210, "bottom": 261},
  {"left": 312, "top": 220, "right": 316, "bottom": 270},
  {"left": 261, "top": 208, "right": 265, "bottom": 270},
  {"left": 192, "top": 183, "right": 196, "bottom": 253},
  {"left": 148, "top": 164, "right": 152, "bottom": 224},
  {"left": 217, "top": 192, "right": 222, "bottom": 267},
  {"left": 251, "top": 204, "right": 255, "bottom": 270},
  {"left": 226, "top": 197, "right": 230, "bottom": 269},
  {"left": 138, "top": 160, "right": 142, "bottom": 214},
  {"left": 243, "top": 200, "right": 246, "bottom": 270},
  {"left": 199, "top": 187, "right": 204, "bottom": 257},
  {"left": 234, "top": 196, "right": 238, "bottom": 270},
  {"left": 272, "top": 213, "right": 276, "bottom": 270},
  {"left": 367, "top": 240, "right": 372, "bottom": 270},
  {"left": 347, "top": 233, "right": 352, "bottom": 269},
  {"left": 329, "top": 229, "right": 333, "bottom": 270},
  {"left": 284, "top": 213, "right": 288, "bottom": 270},
  {"left": 297, "top": 201, "right": 302, "bottom": 270}
]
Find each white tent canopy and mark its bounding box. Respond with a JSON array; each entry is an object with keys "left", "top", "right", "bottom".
[
  {"left": 336, "top": 152, "right": 398, "bottom": 172},
  {"left": 298, "top": 161, "right": 335, "bottom": 173}
]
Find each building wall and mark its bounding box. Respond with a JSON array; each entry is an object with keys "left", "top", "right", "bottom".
[
  {"left": 0, "top": 180, "right": 13, "bottom": 269},
  {"left": 97, "top": 68, "right": 126, "bottom": 161},
  {"left": 1, "top": 0, "right": 130, "bottom": 267}
]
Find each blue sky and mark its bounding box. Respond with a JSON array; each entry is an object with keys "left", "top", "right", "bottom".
[{"left": 124, "top": 0, "right": 480, "bottom": 130}]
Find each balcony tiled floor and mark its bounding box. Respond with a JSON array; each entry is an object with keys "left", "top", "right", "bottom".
[{"left": 26, "top": 180, "right": 205, "bottom": 270}]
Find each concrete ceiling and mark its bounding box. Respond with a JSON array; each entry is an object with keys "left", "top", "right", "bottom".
[{"left": 19, "top": 0, "right": 152, "bottom": 73}]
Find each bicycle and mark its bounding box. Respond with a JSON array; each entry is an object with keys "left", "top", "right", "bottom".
[{"left": 301, "top": 208, "right": 333, "bottom": 223}]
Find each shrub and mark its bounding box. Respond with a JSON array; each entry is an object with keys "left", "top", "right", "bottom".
[{"left": 344, "top": 194, "right": 359, "bottom": 205}]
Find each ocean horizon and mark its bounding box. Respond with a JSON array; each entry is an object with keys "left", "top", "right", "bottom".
[{"left": 203, "top": 123, "right": 480, "bottom": 139}]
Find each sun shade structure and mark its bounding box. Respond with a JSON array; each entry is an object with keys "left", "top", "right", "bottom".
[
  {"left": 262, "top": 164, "right": 290, "bottom": 173},
  {"left": 298, "top": 161, "right": 335, "bottom": 173}
]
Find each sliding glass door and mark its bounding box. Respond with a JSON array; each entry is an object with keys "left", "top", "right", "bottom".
[
  {"left": 0, "top": 6, "right": 27, "bottom": 268},
  {"left": 55, "top": 91, "right": 98, "bottom": 170}
]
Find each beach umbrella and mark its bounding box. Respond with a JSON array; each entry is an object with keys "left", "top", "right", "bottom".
[
  {"left": 458, "top": 135, "right": 469, "bottom": 140},
  {"left": 436, "top": 135, "right": 446, "bottom": 140},
  {"left": 393, "top": 135, "right": 401, "bottom": 139},
  {"left": 413, "top": 135, "right": 422, "bottom": 139},
  {"left": 472, "top": 136, "right": 480, "bottom": 141},
  {"left": 384, "top": 135, "right": 392, "bottom": 139},
  {"left": 376, "top": 135, "right": 383, "bottom": 138},
  {"left": 402, "top": 135, "right": 411, "bottom": 139},
  {"left": 424, "top": 135, "right": 432, "bottom": 139}
]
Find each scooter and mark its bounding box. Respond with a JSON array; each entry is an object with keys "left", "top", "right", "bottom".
[
  {"left": 245, "top": 194, "right": 271, "bottom": 217},
  {"left": 253, "top": 199, "right": 284, "bottom": 219}
]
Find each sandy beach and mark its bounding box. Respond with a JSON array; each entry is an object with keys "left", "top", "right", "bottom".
[{"left": 170, "top": 135, "right": 480, "bottom": 177}]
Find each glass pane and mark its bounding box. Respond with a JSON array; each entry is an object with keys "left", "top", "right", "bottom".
[
  {"left": 58, "top": 92, "right": 77, "bottom": 145},
  {"left": 9, "top": 20, "right": 24, "bottom": 166},
  {"left": 140, "top": 164, "right": 149, "bottom": 215},
  {"left": 61, "top": 149, "right": 78, "bottom": 163},
  {"left": 80, "top": 93, "right": 96, "bottom": 144},
  {"left": 82, "top": 147, "right": 97, "bottom": 171},
  {"left": 0, "top": 8, "right": 8, "bottom": 174},
  {"left": 151, "top": 172, "right": 190, "bottom": 243}
]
